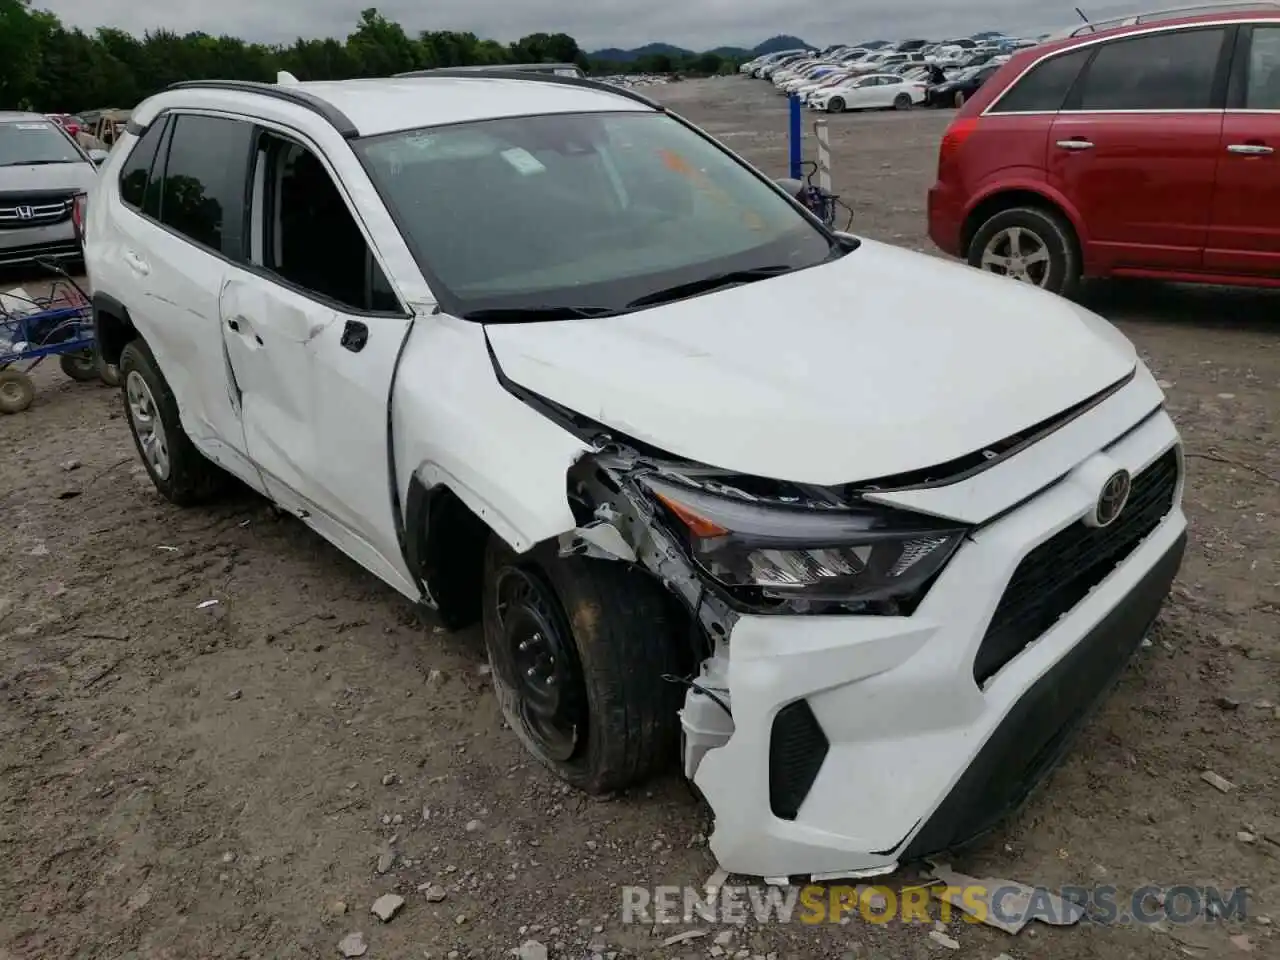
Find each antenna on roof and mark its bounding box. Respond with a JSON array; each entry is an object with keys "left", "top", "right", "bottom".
[
  {"left": 277, "top": 70, "right": 299, "bottom": 85},
  {"left": 1074, "top": 6, "right": 1091, "bottom": 22}
]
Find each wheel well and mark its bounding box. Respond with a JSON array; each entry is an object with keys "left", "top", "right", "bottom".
[
  {"left": 410, "top": 483, "right": 490, "bottom": 630},
  {"left": 960, "top": 190, "right": 1080, "bottom": 262},
  {"left": 93, "top": 296, "right": 137, "bottom": 366}
]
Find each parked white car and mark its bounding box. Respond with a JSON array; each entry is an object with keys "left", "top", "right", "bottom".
[
  {"left": 810, "top": 72, "right": 928, "bottom": 112},
  {"left": 86, "top": 71, "right": 1186, "bottom": 882}
]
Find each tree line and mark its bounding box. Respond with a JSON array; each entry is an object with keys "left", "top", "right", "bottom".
[{"left": 0, "top": 0, "right": 740, "bottom": 114}]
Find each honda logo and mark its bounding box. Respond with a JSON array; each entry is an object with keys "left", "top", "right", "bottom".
[{"left": 15, "top": 206, "right": 33, "bottom": 220}]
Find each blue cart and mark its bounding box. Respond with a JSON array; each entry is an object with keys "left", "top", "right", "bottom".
[{"left": 0, "top": 261, "right": 116, "bottom": 414}]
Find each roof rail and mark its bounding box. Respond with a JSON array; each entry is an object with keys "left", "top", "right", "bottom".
[
  {"left": 1067, "top": 1, "right": 1280, "bottom": 36},
  {"left": 390, "top": 68, "right": 663, "bottom": 110},
  {"left": 166, "top": 79, "right": 359, "bottom": 137},
  {"left": 398, "top": 63, "right": 584, "bottom": 77}
]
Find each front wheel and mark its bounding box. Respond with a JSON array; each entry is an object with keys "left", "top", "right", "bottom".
[
  {"left": 119, "top": 340, "right": 227, "bottom": 505},
  {"left": 481, "top": 539, "right": 686, "bottom": 794},
  {"left": 894, "top": 93, "right": 913, "bottom": 111},
  {"left": 967, "top": 206, "right": 1081, "bottom": 298},
  {"left": 826, "top": 96, "right": 846, "bottom": 113}
]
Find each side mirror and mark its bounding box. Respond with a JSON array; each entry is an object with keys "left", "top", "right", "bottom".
[{"left": 88, "top": 149, "right": 108, "bottom": 166}]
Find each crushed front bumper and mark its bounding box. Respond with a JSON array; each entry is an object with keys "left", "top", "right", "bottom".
[{"left": 692, "top": 411, "right": 1185, "bottom": 880}]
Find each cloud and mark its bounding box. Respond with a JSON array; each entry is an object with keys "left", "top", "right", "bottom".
[{"left": 38, "top": 0, "right": 1154, "bottom": 51}]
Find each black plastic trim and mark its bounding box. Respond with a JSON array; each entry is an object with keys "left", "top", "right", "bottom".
[
  {"left": 769, "top": 700, "right": 829, "bottom": 821},
  {"left": 166, "top": 80, "right": 360, "bottom": 138},
  {"left": 900, "top": 530, "right": 1186, "bottom": 862},
  {"left": 1226, "top": 23, "right": 1253, "bottom": 109},
  {"left": 391, "top": 68, "right": 663, "bottom": 110}
]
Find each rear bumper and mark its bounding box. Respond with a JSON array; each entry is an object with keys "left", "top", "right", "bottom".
[
  {"left": 694, "top": 410, "right": 1185, "bottom": 880},
  {"left": 927, "top": 182, "right": 963, "bottom": 256}
]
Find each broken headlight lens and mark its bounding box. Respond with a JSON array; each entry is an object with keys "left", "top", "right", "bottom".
[{"left": 642, "top": 475, "right": 967, "bottom": 607}]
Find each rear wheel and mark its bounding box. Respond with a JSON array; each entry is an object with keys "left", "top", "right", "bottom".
[
  {"left": 827, "top": 96, "right": 846, "bottom": 113},
  {"left": 0, "top": 370, "right": 34, "bottom": 414},
  {"left": 894, "top": 92, "right": 913, "bottom": 110},
  {"left": 967, "top": 206, "right": 1081, "bottom": 298},
  {"left": 481, "top": 538, "right": 686, "bottom": 794},
  {"left": 119, "top": 340, "right": 227, "bottom": 505}
]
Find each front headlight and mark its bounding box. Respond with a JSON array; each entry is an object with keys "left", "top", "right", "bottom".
[{"left": 642, "top": 476, "right": 967, "bottom": 612}]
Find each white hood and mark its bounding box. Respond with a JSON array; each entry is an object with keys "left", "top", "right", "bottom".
[{"left": 484, "top": 239, "right": 1136, "bottom": 486}]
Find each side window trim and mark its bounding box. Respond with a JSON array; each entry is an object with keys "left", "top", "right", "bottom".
[{"left": 244, "top": 123, "right": 409, "bottom": 319}]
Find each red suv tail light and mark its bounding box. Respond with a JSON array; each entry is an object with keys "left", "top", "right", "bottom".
[
  {"left": 71, "top": 191, "right": 88, "bottom": 242},
  {"left": 937, "top": 117, "right": 980, "bottom": 181}
]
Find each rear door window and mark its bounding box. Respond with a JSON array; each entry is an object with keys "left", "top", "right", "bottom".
[
  {"left": 158, "top": 114, "right": 254, "bottom": 259},
  {"left": 989, "top": 47, "right": 1091, "bottom": 112},
  {"left": 1072, "top": 27, "right": 1226, "bottom": 110}
]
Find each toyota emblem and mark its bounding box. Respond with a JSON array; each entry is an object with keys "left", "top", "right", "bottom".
[
  {"left": 15, "top": 206, "right": 33, "bottom": 220},
  {"left": 1094, "top": 469, "right": 1132, "bottom": 527}
]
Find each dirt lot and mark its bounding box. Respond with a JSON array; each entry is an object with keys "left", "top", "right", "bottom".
[{"left": 1, "top": 77, "right": 1277, "bottom": 960}]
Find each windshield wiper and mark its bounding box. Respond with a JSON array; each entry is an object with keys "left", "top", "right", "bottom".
[
  {"left": 0, "top": 159, "right": 75, "bottom": 167},
  {"left": 624, "top": 265, "right": 796, "bottom": 310},
  {"left": 464, "top": 305, "right": 617, "bottom": 323}
]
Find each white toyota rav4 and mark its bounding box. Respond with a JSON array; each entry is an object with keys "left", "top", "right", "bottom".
[{"left": 86, "top": 72, "right": 1187, "bottom": 881}]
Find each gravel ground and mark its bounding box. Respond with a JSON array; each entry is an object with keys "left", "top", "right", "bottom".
[{"left": 0, "top": 78, "right": 1277, "bottom": 960}]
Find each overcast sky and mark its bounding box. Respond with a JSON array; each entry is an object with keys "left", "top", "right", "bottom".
[{"left": 39, "top": 0, "right": 1156, "bottom": 51}]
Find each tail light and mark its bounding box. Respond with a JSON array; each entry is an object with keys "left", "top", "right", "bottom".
[
  {"left": 71, "top": 191, "right": 88, "bottom": 242},
  {"left": 937, "top": 116, "right": 980, "bottom": 181}
]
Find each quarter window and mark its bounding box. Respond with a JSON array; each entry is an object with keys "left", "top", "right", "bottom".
[
  {"left": 1245, "top": 26, "right": 1280, "bottom": 109},
  {"left": 158, "top": 114, "right": 254, "bottom": 258},
  {"left": 1074, "top": 28, "right": 1226, "bottom": 110},
  {"left": 989, "top": 48, "right": 1091, "bottom": 113},
  {"left": 118, "top": 118, "right": 166, "bottom": 210}
]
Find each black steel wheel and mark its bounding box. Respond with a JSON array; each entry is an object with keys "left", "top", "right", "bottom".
[
  {"left": 481, "top": 539, "right": 687, "bottom": 794},
  {"left": 489, "top": 565, "right": 586, "bottom": 762}
]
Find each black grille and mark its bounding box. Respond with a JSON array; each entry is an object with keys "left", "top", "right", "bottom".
[
  {"left": 769, "top": 700, "right": 829, "bottom": 820},
  {"left": 0, "top": 239, "right": 79, "bottom": 266},
  {"left": 973, "top": 447, "right": 1180, "bottom": 685}
]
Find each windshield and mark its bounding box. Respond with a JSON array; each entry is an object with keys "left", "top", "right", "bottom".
[
  {"left": 357, "top": 111, "right": 840, "bottom": 319},
  {"left": 0, "top": 120, "right": 83, "bottom": 166}
]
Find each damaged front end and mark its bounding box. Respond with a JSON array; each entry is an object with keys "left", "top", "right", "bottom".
[{"left": 556, "top": 429, "right": 973, "bottom": 877}]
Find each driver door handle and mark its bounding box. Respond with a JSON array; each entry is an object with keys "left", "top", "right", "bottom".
[
  {"left": 1056, "top": 138, "right": 1095, "bottom": 151},
  {"left": 1227, "top": 143, "right": 1274, "bottom": 155}
]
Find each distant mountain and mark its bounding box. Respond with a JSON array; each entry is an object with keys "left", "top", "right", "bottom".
[
  {"left": 587, "top": 35, "right": 812, "bottom": 62},
  {"left": 752, "top": 35, "right": 811, "bottom": 54},
  {"left": 588, "top": 42, "right": 694, "bottom": 62}
]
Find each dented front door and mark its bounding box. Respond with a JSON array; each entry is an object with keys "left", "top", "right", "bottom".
[{"left": 218, "top": 275, "right": 417, "bottom": 593}]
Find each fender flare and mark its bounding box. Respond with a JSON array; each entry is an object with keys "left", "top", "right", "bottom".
[{"left": 962, "top": 177, "right": 1089, "bottom": 250}]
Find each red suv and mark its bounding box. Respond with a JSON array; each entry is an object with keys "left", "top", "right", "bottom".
[{"left": 928, "top": 5, "right": 1280, "bottom": 297}]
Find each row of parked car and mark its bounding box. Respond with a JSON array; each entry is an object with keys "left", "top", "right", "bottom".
[{"left": 739, "top": 37, "right": 1036, "bottom": 112}]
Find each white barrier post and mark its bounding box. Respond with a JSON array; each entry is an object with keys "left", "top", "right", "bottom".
[{"left": 814, "top": 120, "right": 832, "bottom": 194}]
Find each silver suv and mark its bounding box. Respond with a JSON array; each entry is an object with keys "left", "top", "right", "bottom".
[{"left": 0, "top": 112, "right": 102, "bottom": 268}]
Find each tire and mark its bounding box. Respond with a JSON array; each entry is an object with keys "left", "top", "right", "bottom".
[
  {"left": 59, "top": 349, "right": 99, "bottom": 382},
  {"left": 118, "top": 339, "right": 226, "bottom": 505},
  {"left": 482, "top": 538, "right": 686, "bottom": 794},
  {"left": 954, "top": 90, "right": 966, "bottom": 108},
  {"left": 827, "top": 96, "right": 846, "bottom": 113},
  {"left": 967, "top": 205, "right": 1081, "bottom": 298},
  {"left": 0, "top": 369, "right": 34, "bottom": 414},
  {"left": 894, "top": 93, "right": 913, "bottom": 110}
]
